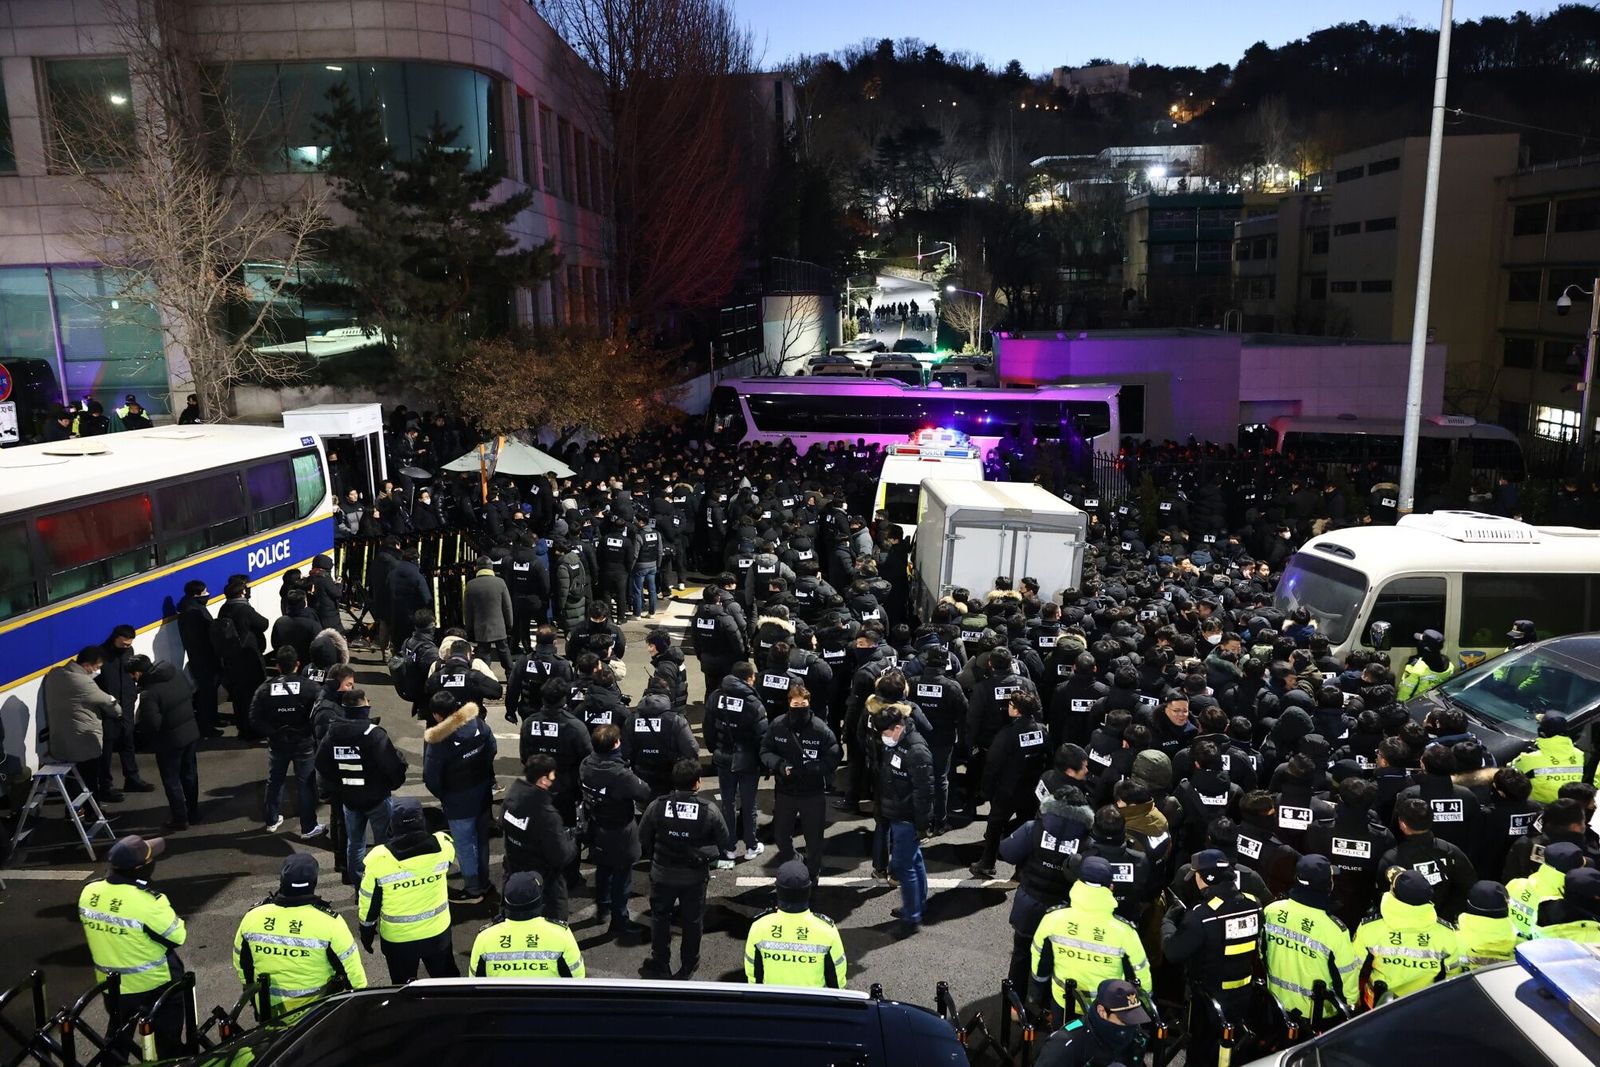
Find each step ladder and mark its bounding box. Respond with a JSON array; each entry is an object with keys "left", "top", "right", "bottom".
[{"left": 8, "top": 763, "right": 114, "bottom": 861}]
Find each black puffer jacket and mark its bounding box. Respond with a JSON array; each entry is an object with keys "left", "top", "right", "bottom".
[{"left": 134, "top": 661, "right": 200, "bottom": 752}]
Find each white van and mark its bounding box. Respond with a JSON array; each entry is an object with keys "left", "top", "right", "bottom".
[
  {"left": 874, "top": 429, "right": 985, "bottom": 536},
  {"left": 1273, "top": 510, "right": 1600, "bottom": 670}
]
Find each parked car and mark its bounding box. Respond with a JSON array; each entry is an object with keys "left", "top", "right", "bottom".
[
  {"left": 891, "top": 338, "right": 932, "bottom": 354},
  {"left": 845, "top": 337, "right": 888, "bottom": 353},
  {"left": 930, "top": 356, "right": 998, "bottom": 389},
  {"left": 805, "top": 353, "right": 868, "bottom": 376},
  {"left": 1242, "top": 940, "right": 1600, "bottom": 1067},
  {"left": 162, "top": 979, "right": 969, "bottom": 1067},
  {"left": 1403, "top": 631, "right": 1600, "bottom": 765},
  {"left": 869, "top": 355, "right": 925, "bottom": 385}
]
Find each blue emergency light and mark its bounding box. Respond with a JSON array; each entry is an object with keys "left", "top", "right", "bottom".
[
  {"left": 1516, "top": 939, "right": 1600, "bottom": 1038},
  {"left": 888, "top": 428, "right": 976, "bottom": 459}
]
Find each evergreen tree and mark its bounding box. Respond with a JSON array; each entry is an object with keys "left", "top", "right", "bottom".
[{"left": 313, "top": 83, "right": 558, "bottom": 380}]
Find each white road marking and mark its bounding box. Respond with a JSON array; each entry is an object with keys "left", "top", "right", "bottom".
[{"left": 2, "top": 869, "right": 95, "bottom": 881}]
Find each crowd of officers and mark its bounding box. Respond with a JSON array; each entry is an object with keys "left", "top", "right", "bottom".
[{"left": 73, "top": 421, "right": 1600, "bottom": 1063}]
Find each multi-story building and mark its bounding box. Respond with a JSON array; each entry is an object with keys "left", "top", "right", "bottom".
[
  {"left": 0, "top": 0, "right": 612, "bottom": 416},
  {"left": 1486, "top": 157, "right": 1600, "bottom": 442},
  {"left": 1125, "top": 190, "right": 1276, "bottom": 327},
  {"left": 1228, "top": 134, "right": 1521, "bottom": 409}
]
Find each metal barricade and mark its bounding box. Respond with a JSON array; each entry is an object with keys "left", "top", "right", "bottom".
[{"left": 0, "top": 971, "right": 55, "bottom": 1067}]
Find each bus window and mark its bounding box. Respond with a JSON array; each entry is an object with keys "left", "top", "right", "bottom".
[
  {"left": 36, "top": 494, "right": 155, "bottom": 603},
  {"left": 248, "top": 459, "right": 298, "bottom": 530},
  {"left": 158, "top": 470, "right": 248, "bottom": 563},
  {"left": 0, "top": 522, "right": 36, "bottom": 621},
  {"left": 882, "top": 483, "right": 920, "bottom": 527},
  {"left": 1362, "top": 576, "right": 1446, "bottom": 647},
  {"left": 709, "top": 385, "right": 746, "bottom": 441},
  {"left": 293, "top": 452, "right": 327, "bottom": 519},
  {"left": 1458, "top": 573, "right": 1592, "bottom": 648}
]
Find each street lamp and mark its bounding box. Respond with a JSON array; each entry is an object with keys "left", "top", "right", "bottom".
[
  {"left": 945, "top": 284, "right": 985, "bottom": 351},
  {"left": 1557, "top": 280, "right": 1600, "bottom": 468}
]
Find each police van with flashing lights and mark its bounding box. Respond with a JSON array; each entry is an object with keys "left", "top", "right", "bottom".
[
  {"left": 1243, "top": 939, "right": 1600, "bottom": 1067},
  {"left": 874, "top": 429, "right": 985, "bottom": 537}
]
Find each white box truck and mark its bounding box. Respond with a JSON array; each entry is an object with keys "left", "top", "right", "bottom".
[{"left": 913, "top": 479, "right": 1088, "bottom": 615}]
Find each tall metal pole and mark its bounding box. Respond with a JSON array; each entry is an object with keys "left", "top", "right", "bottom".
[
  {"left": 1397, "top": 0, "right": 1454, "bottom": 513},
  {"left": 1580, "top": 276, "right": 1600, "bottom": 471}
]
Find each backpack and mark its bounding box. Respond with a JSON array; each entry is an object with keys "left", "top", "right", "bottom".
[
  {"left": 209, "top": 614, "right": 244, "bottom": 662},
  {"left": 390, "top": 638, "right": 434, "bottom": 703}
]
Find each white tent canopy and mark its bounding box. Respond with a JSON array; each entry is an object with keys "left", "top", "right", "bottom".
[{"left": 443, "top": 438, "right": 575, "bottom": 478}]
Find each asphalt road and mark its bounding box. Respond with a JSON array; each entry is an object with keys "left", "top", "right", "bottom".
[{"left": 0, "top": 588, "right": 1023, "bottom": 1048}]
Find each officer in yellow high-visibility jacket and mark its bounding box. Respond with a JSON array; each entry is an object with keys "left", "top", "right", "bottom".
[
  {"left": 471, "top": 872, "right": 585, "bottom": 978},
  {"left": 1031, "top": 856, "right": 1151, "bottom": 1018},
  {"left": 1454, "top": 881, "right": 1517, "bottom": 973},
  {"left": 1396, "top": 631, "right": 1454, "bottom": 702},
  {"left": 235, "top": 854, "right": 367, "bottom": 1015},
  {"left": 358, "top": 799, "right": 460, "bottom": 982},
  {"left": 1354, "top": 869, "right": 1458, "bottom": 1006},
  {"left": 745, "top": 861, "right": 848, "bottom": 988},
  {"left": 1508, "top": 842, "right": 1585, "bottom": 938},
  {"left": 1262, "top": 856, "right": 1360, "bottom": 1028},
  {"left": 1534, "top": 868, "right": 1600, "bottom": 942},
  {"left": 78, "top": 836, "right": 187, "bottom": 1059},
  {"left": 1511, "top": 715, "right": 1590, "bottom": 805}
]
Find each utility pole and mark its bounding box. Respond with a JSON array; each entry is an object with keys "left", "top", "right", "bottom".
[{"left": 1397, "top": 0, "right": 1454, "bottom": 513}]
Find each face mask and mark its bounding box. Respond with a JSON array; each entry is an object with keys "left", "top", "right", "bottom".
[
  {"left": 1206, "top": 633, "right": 1222, "bottom": 645},
  {"left": 788, "top": 704, "right": 810, "bottom": 720},
  {"left": 90, "top": 668, "right": 102, "bottom": 679},
  {"left": 881, "top": 733, "right": 899, "bottom": 748}
]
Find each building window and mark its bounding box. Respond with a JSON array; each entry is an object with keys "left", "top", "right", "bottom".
[
  {"left": 1554, "top": 196, "right": 1600, "bottom": 234},
  {"left": 588, "top": 138, "right": 603, "bottom": 212},
  {"left": 1197, "top": 241, "right": 1231, "bottom": 263},
  {"left": 536, "top": 108, "right": 556, "bottom": 192},
  {"left": 566, "top": 265, "right": 581, "bottom": 323},
  {"left": 1360, "top": 279, "right": 1392, "bottom": 294},
  {"left": 1197, "top": 207, "right": 1241, "bottom": 226},
  {"left": 1547, "top": 268, "right": 1600, "bottom": 302},
  {"left": 1512, "top": 201, "right": 1550, "bottom": 237},
  {"left": 0, "top": 78, "right": 14, "bottom": 174},
  {"left": 1306, "top": 275, "right": 1327, "bottom": 301},
  {"left": 557, "top": 117, "right": 575, "bottom": 200},
  {"left": 52, "top": 268, "right": 169, "bottom": 409},
  {"left": 45, "top": 58, "right": 136, "bottom": 172},
  {"left": 1365, "top": 216, "right": 1397, "bottom": 232},
  {"left": 1335, "top": 165, "right": 1364, "bottom": 183},
  {"left": 1366, "top": 157, "right": 1400, "bottom": 176},
  {"left": 1234, "top": 240, "right": 1250, "bottom": 262},
  {"left": 599, "top": 147, "right": 612, "bottom": 213},
  {"left": 1308, "top": 228, "right": 1329, "bottom": 255},
  {"left": 1507, "top": 271, "right": 1542, "bottom": 302},
  {"left": 1329, "top": 281, "right": 1357, "bottom": 294},
  {"left": 1150, "top": 208, "right": 1195, "bottom": 231},
  {"left": 221, "top": 61, "right": 503, "bottom": 174},
  {"left": 517, "top": 95, "right": 536, "bottom": 188},
  {"left": 1332, "top": 222, "right": 1361, "bottom": 237},
  {"left": 573, "top": 129, "right": 590, "bottom": 208},
  {"left": 1543, "top": 339, "right": 1581, "bottom": 374},
  {"left": 1502, "top": 337, "right": 1536, "bottom": 368},
  {"left": 1535, "top": 404, "right": 1588, "bottom": 442}
]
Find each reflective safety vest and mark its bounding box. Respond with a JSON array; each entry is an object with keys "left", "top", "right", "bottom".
[
  {"left": 1534, "top": 917, "right": 1600, "bottom": 943},
  {"left": 1511, "top": 736, "right": 1587, "bottom": 805},
  {"left": 1453, "top": 912, "right": 1516, "bottom": 974},
  {"left": 1507, "top": 864, "right": 1566, "bottom": 939},
  {"left": 358, "top": 833, "right": 456, "bottom": 944},
  {"left": 1031, "top": 881, "right": 1151, "bottom": 1009},
  {"left": 1261, "top": 897, "right": 1359, "bottom": 1022},
  {"left": 744, "top": 908, "right": 848, "bottom": 988},
  {"left": 470, "top": 916, "right": 584, "bottom": 978},
  {"left": 1354, "top": 895, "right": 1458, "bottom": 1005},
  {"left": 233, "top": 899, "right": 367, "bottom": 1011},
  {"left": 1396, "top": 659, "right": 1454, "bottom": 702},
  {"left": 78, "top": 878, "right": 187, "bottom": 994}
]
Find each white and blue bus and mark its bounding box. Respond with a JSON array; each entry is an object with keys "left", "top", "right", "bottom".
[{"left": 0, "top": 426, "right": 334, "bottom": 767}]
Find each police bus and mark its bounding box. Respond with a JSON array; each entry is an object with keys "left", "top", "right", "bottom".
[
  {"left": 0, "top": 426, "right": 333, "bottom": 768},
  {"left": 1272, "top": 510, "right": 1600, "bottom": 673}
]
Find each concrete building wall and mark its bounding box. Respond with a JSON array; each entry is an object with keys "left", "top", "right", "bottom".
[
  {"left": 1238, "top": 341, "right": 1446, "bottom": 422},
  {"left": 761, "top": 292, "right": 836, "bottom": 375}
]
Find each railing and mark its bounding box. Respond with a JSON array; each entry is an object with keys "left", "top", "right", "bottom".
[{"left": 332, "top": 528, "right": 487, "bottom": 638}]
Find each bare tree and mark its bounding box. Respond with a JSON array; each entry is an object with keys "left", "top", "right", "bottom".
[
  {"left": 549, "top": 0, "right": 755, "bottom": 329},
  {"left": 766, "top": 293, "right": 826, "bottom": 374},
  {"left": 940, "top": 291, "right": 985, "bottom": 352},
  {"left": 49, "top": 0, "right": 327, "bottom": 420}
]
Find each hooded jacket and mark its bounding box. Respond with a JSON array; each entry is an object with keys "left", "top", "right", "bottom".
[
  {"left": 422, "top": 703, "right": 497, "bottom": 816},
  {"left": 134, "top": 661, "right": 200, "bottom": 752},
  {"left": 761, "top": 705, "right": 842, "bottom": 796},
  {"left": 1000, "top": 790, "right": 1095, "bottom": 922}
]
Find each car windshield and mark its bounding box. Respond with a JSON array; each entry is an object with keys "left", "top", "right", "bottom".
[
  {"left": 1440, "top": 645, "right": 1600, "bottom": 733},
  {"left": 1274, "top": 553, "right": 1367, "bottom": 644}
]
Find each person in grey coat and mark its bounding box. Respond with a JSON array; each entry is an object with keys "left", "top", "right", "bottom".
[
  {"left": 463, "top": 557, "right": 514, "bottom": 675},
  {"left": 43, "top": 647, "right": 122, "bottom": 801}
]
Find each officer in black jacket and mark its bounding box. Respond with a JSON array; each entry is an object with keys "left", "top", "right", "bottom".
[
  {"left": 1070, "top": 806, "right": 1157, "bottom": 924},
  {"left": 627, "top": 690, "right": 698, "bottom": 796},
  {"left": 501, "top": 753, "right": 577, "bottom": 920},
  {"left": 910, "top": 647, "right": 968, "bottom": 832},
  {"left": 566, "top": 604, "right": 626, "bottom": 662},
  {"left": 518, "top": 678, "right": 594, "bottom": 826},
  {"left": 972, "top": 689, "right": 1050, "bottom": 878},
  {"left": 691, "top": 587, "right": 746, "bottom": 704},
  {"left": 638, "top": 759, "right": 732, "bottom": 980},
  {"left": 875, "top": 706, "right": 934, "bottom": 935},
  {"left": 314, "top": 689, "right": 407, "bottom": 883},
  {"left": 505, "top": 531, "right": 549, "bottom": 654},
  {"left": 1378, "top": 797, "right": 1477, "bottom": 920},
  {"left": 250, "top": 646, "right": 323, "bottom": 836},
  {"left": 761, "top": 681, "right": 841, "bottom": 882},
  {"left": 424, "top": 647, "right": 503, "bottom": 720},
  {"left": 704, "top": 664, "right": 768, "bottom": 858},
  {"left": 1303, "top": 774, "right": 1394, "bottom": 929},
  {"left": 1049, "top": 653, "right": 1109, "bottom": 750},
  {"left": 596, "top": 517, "right": 636, "bottom": 622},
  {"left": 506, "top": 626, "right": 575, "bottom": 722},
  {"left": 1162, "top": 849, "right": 1264, "bottom": 1067}
]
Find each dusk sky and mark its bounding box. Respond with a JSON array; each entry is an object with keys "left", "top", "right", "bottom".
[{"left": 734, "top": 0, "right": 1555, "bottom": 73}]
